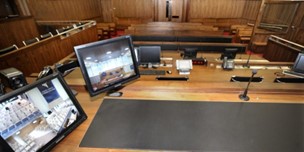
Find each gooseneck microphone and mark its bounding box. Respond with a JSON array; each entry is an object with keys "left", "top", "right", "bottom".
[
  {"left": 244, "top": 52, "right": 252, "bottom": 68},
  {"left": 239, "top": 69, "right": 258, "bottom": 101}
]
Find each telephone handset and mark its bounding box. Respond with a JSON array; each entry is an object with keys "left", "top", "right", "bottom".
[
  {"left": 222, "top": 57, "right": 234, "bottom": 70},
  {"left": 37, "top": 66, "right": 53, "bottom": 80}
]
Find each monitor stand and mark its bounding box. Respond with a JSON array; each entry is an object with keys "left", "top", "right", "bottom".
[
  {"left": 71, "top": 88, "right": 78, "bottom": 96},
  {"left": 106, "top": 86, "right": 125, "bottom": 97},
  {"left": 141, "top": 63, "right": 159, "bottom": 69}
]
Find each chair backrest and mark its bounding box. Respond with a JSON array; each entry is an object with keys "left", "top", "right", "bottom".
[
  {"left": 0, "top": 44, "right": 18, "bottom": 55},
  {"left": 40, "top": 32, "right": 53, "bottom": 40},
  {"left": 22, "top": 37, "right": 39, "bottom": 46}
]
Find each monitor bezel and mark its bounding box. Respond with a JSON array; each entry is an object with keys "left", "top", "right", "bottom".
[
  {"left": 220, "top": 48, "right": 238, "bottom": 60},
  {"left": 74, "top": 35, "right": 140, "bottom": 97},
  {"left": 0, "top": 73, "right": 87, "bottom": 152},
  {"left": 292, "top": 53, "right": 304, "bottom": 74},
  {"left": 138, "top": 46, "right": 161, "bottom": 65},
  {"left": 183, "top": 48, "right": 198, "bottom": 59}
]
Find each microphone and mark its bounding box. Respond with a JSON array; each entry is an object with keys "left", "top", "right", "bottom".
[
  {"left": 239, "top": 69, "right": 258, "bottom": 101},
  {"left": 243, "top": 52, "right": 252, "bottom": 68}
]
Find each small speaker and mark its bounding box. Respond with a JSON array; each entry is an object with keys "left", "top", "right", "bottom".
[{"left": 0, "top": 67, "right": 28, "bottom": 90}]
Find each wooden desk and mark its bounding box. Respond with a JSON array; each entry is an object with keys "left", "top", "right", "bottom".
[{"left": 51, "top": 52, "right": 304, "bottom": 152}]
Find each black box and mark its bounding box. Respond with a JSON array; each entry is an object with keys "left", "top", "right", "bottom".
[{"left": 0, "top": 67, "right": 27, "bottom": 90}]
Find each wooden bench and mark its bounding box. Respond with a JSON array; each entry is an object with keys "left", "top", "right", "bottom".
[
  {"left": 133, "top": 41, "right": 247, "bottom": 53},
  {"left": 235, "top": 27, "right": 253, "bottom": 43},
  {"left": 96, "top": 23, "right": 116, "bottom": 39},
  {"left": 131, "top": 35, "right": 233, "bottom": 43},
  {"left": 0, "top": 23, "right": 98, "bottom": 76}
]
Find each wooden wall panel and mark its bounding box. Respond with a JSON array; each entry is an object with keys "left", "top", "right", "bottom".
[
  {"left": 112, "top": 0, "right": 154, "bottom": 18},
  {"left": 284, "top": 2, "right": 304, "bottom": 45},
  {"left": 242, "top": 0, "right": 261, "bottom": 23},
  {"left": 263, "top": 39, "right": 299, "bottom": 62},
  {"left": 0, "top": 25, "right": 98, "bottom": 76},
  {"left": 99, "top": 0, "right": 113, "bottom": 22},
  {"left": 0, "top": 16, "right": 39, "bottom": 48},
  {"left": 189, "top": 0, "right": 246, "bottom": 19},
  {"left": 27, "top": 0, "right": 101, "bottom": 21},
  {"left": 156, "top": 0, "right": 167, "bottom": 21},
  {"left": 171, "top": 0, "right": 184, "bottom": 22},
  {"left": 261, "top": 2, "right": 298, "bottom": 25}
]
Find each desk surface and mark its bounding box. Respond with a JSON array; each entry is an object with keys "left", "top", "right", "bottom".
[{"left": 51, "top": 52, "right": 304, "bottom": 152}]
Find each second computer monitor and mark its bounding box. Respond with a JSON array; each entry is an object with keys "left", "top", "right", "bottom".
[
  {"left": 138, "top": 46, "right": 161, "bottom": 65},
  {"left": 292, "top": 53, "right": 304, "bottom": 74},
  {"left": 220, "top": 48, "right": 238, "bottom": 60},
  {"left": 183, "top": 48, "right": 198, "bottom": 59}
]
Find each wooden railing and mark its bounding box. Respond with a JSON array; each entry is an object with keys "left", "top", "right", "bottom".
[
  {"left": 0, "top": 21, "right": 98, "bottom": 76},
  {"left": 263, "top": 35, "right": 304, "bottom": 62}
]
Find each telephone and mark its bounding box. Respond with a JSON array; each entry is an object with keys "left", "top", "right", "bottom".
[
  {"left": 176, "top": 59, "right": 193, "bottom": 74},
  {"left": 222, "top": 57, "right": 234, "bottom": 70},
  {"left": 37, "top": 66, "right": 53, "bottom": 80}
]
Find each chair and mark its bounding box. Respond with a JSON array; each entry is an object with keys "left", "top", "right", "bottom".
[
  {"left": 0, "top": 44, "right": 18, "bottom": 55},
  {"left": 22, "top": 37, "right": 39, "bottom": 46},
  {"left": 40, "top": 32, "right": 53, "bottom": 40}
]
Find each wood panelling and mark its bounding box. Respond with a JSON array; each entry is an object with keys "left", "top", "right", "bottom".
[
  {"left": 27, "top": 0, "right": 101, "bottom": 21},
  {"left": 99, "top": 0, "right": 113, "bottom": 22},
  {"left": 0, "top": 25, "right": 98, "bottom": 76},
  {"left": 284, "top": 2, "right": 304, "bottom": 45},
  {"left": 171, "top": 0, "right": 184, "bottom": 22},
  {"left": 112, "top": 0, "right": 154, "bottom": 18},
  {"left": 189, "top": 0, "right": 246, "bottom": 19},
  {"left": 0, "top": 16, "right": 39, "bottom": 48},
  {"left": 242, "top": 0, "right": 261, "bottom": 23},
  {"left": 261, "top": 2, "right": 298, "bottom": 25},
  {"left": 263, "top": 36, "right": 302, "bottom": 62},
  {"left": 156, "top": 0, "right": 167, "bottom": 21}
]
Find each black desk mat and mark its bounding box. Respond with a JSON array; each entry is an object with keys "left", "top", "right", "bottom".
[{"left": 80, "top": 99, "right": 304, "bottom": 152}]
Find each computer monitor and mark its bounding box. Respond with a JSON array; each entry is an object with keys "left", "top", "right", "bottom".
[
  {"left": 292, "top": 53, "right": 304, "bottom": 74},
  {"left": 74, "top": 35, "right": 140, "bottom": 97},
  {"left": 138, "top": 46, "right": 161, "bottom": 65},
  {"left": 220, "top": 48, "right": 238, "bottom": 60},
  {"left": 0, "top": 73, "right": 87, "bottom": 152},
  {"left": 183, "top": 48, "right": 198, "bottom": 59}
]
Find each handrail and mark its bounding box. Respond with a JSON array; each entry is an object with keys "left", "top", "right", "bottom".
[{"left": 268, "top": 35, "right": 304, "bottom": 52}]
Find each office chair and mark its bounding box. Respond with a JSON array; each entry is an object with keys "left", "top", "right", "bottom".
[
  {"left": 0, "top": 44, "right": 18, "bottom": 55},
  {"left": 22, "top": 37, "right": 39, "bottom": 46},
  {"left": 40, "top": 32, "right": 53, "bottom": 40}
]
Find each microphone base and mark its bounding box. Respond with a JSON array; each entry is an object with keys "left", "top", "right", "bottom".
[{"left": 239, "top": 94, "right": 250, "bottom": 101}]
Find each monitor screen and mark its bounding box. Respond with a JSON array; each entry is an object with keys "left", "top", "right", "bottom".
[
  {"left": 183, "top": 48, "right": 198, "bottom": 59},
  {"left": 0, "top": 73, "right": 87, "bottom": 152},
  {"left": 220, "top": 48, "right": 238, "bottom": 60},
  {"left": 292, "top": 53, "right": 304, "bottom": 74},
  {"left": 74, "top": 35, "right": 140, "bottom": 97},
  {"left": 138, "top": 46, "right": 161, "bottom": 65}
]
